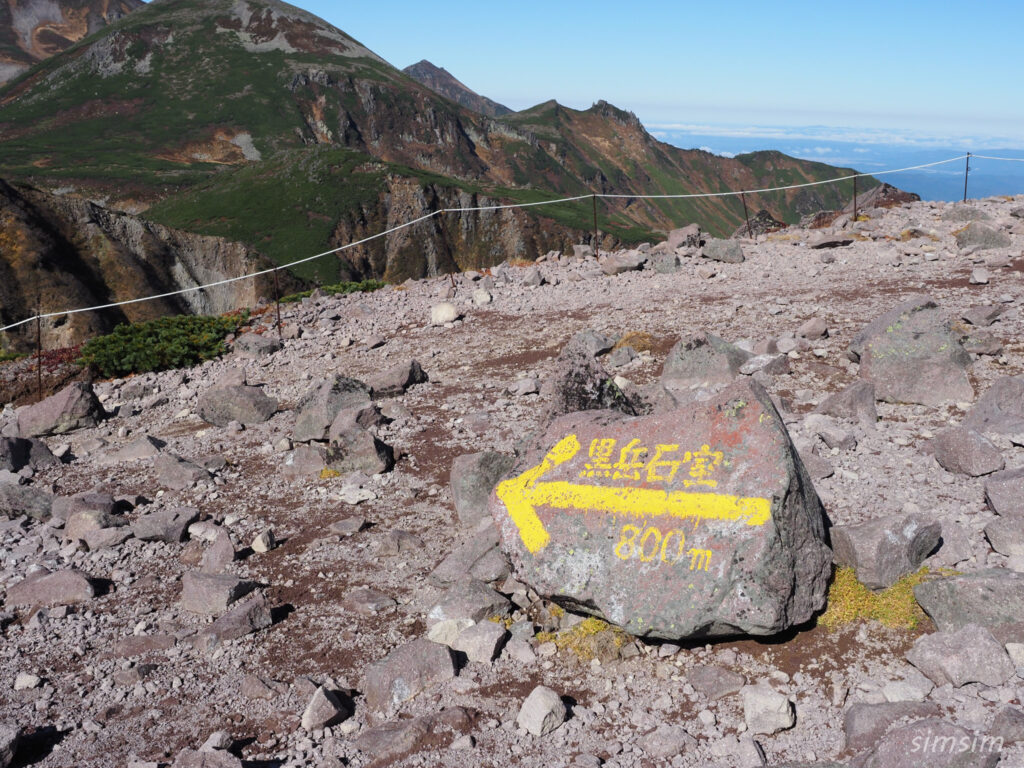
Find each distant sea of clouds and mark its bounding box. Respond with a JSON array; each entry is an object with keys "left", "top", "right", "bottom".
[{"left": 649, "top": 123, "right": 1024, "bottom": 202}]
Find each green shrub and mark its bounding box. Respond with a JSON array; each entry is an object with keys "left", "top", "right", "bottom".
[
  {"left": 78, "top": 312, "right": 248, "bottom": 378},
  {"left": 279, "top": 280, "right": 386, "bottom": 304},
  {"left": 0, "top": 351, "right": 26, "bottom": 364}
]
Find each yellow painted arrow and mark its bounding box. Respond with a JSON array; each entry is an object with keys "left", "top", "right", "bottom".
[{"left": 496, "top": 434, "right": 772, "bottom": 554}]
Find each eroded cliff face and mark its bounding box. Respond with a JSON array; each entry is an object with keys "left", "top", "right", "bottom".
[
  {"left": 329, "top": 178, "right": 585, "bottom": 283},
  {"left": 0, "top": 0, "right": 144, "bottom": 85},
  {"left": 0, "top": 180, "right": 278, "bottom": 351}
]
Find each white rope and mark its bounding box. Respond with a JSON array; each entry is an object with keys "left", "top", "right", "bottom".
[
  {"left": 971, "top": 154, "right": 1024, "bottom": 163},
  {"left": 2, "top": 152, "right": 1020, "bottom": 335}
]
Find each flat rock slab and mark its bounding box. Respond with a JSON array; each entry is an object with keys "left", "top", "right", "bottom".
[
  {"left": 906, "top": 623, "right": 1015, "bottom": 688},
  {"left": 985, "top": 467, "right": 1024, "bottom": 517},
  {"left": 855, "top": 297, "right": 974, "bottom": 406},
  {"left": 843, "top": 701, "right": 940, "bottom": 753},
  {"left": 861, "top": 718, "right": 1001, "bottom": 768},
  {"left": 832, "top": 514, "right": 940, "bottom": 589},
  {"left": 197, "top": 385, "right": 277, "bottom": 427},
  {"left": 6, "top": 568, "right": 95, "bottom": 607},
  {"left": 914, "top": 569, "right": 1024, "bottom": 632},
  {"left": 928, "top": 426, "right": 1004, "bottom": 476},
  {"left": 362, "top": 638, "right": 456, "bottom": 719},
  {"left": 491, "top": 379, "right": 831, "bottom": 640}
]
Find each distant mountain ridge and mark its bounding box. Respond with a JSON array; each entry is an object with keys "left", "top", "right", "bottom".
[
  {"left": 0, "top": 0, "right": 881, "bottom": 338},
  {"left": 0, "top": 0, "right": 143, "bottom": 85},
  {"left": 402, "top": 59, "right": 512, "bottom": 118}
]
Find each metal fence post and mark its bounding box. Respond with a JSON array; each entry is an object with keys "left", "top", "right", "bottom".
[
  {"left": 741, "top": 192, "right": 752, "bottom": 238},
  {"left": 592, "top": 194, "right": 599, "bottom": 259},
  {"left": 963, "top": 153, "right": 971, "bottom": 203},
  {"left": 853, "top": 176, "right": 858, "bottom": 222},
  {"left": 272, "top": 268, "right": 283, "bottom": 340},
  {"left": 35, "top": 313, "right": 42, "bottom": 403}
]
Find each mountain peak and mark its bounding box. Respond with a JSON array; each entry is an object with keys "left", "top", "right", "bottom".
[{"left": 403, "top": 59, "right": 512, "bottom": 118}]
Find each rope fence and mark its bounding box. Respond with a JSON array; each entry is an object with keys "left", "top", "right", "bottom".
[{"left": 2, "top": 152, "right": 1021, "bottom": 349}]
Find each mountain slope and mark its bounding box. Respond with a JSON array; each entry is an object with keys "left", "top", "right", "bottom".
[
  {"left": 0, "top": 0, "right": 143, "bottom": 84},
  {"left": 402, "top": 59, "right": 512, "bottom": 117},
  {"left": 0, "top": 0, "right": 880, "bottom": 287}
]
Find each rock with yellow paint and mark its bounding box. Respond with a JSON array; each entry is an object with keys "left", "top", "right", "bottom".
[{"left": 490, "top": 378, "right": 831, "bottom": 640}]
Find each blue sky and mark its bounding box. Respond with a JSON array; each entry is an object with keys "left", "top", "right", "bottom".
[{"left": 289, "top": 0, "right": 1023, "bottom": 146}]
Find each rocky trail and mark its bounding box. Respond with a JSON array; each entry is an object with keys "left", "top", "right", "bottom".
[{"left": 1, "top": 195, "right": 1024, "bottom": 767}]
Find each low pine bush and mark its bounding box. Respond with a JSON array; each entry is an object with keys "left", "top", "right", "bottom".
[
  {"left": 78, "top": 311, "right": 248, "bottom": 378},
  {"left": 279, "top": 280, "right": 385, "bottom": 304}
]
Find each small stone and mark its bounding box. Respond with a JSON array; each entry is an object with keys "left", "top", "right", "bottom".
[
  {"left": 452, "top": 621, "right": 507, "bottom": 663},
  {"left": 13, "top": 672, "right": 40, "bottom": 691},
  {"left": 831, "top": 515, "right": 940, "bottom": 589},
  {"left": 179, "top": 572, "right": 255, "bottom": 616},
  {"left": 301, "top": 686, "right": 348, "bottom": 731},
  {"left": 970, "top": 267, "right": 991, "bottom": 285},
  {"left": 251, "top": 529, "right": 276, "bottom": 553},
  {"left": 741, "top": 683, "right": 794, "bottom": 735},
  {"left": 516, "top": 685, "right": 566, "bottom": 736},
  {"left": 431, "top": 303, "right": 460, "bottom": 325},
  {"left": 638, "top": 724, "right": 696, "bottom": 759}
]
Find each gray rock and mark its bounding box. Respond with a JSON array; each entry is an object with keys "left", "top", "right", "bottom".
[
  {"left": 521, "top": 266, "right": 544, "bottom": 286},
  {"left": 492, "top": 379, "right": 831, "bottom": 640},
  {"left": 64, "top": 506, "right": 123, "bottom": 541},
  {"left": 652, "top": 253, "right": 681, "bottom": 273},
  {"left": 832, "top": 515, "right": 940, "bottom": 589},
  {"left": 962, "top": 305, "right": 1003, "bottom": 327},
  {"left": 639, "top": 724, "right": 697, "bottom": 758},
  {"left": 366, "top": 360, "right": 428, "bottom": 399},
  {"left": 179, "top": 572, "right": 255, "bottom": 616},
  {"left": 233, "top": 332, "right": 281, "bottom": 358},
  {"left": 429, "top": 525, "right": 509, "bottom": 585},
  {"left": 687, "top": 665, "right": 746, "bottom": 700},
  {"left": 355, "top": 708, "right": 472, "bottom": 763},
  {"left": 426, "top": 580, "right": 510, "bottom": 627},
  {"left": 155, "top": 453, "right": 211, "bottom": 490},
  {"left": 431, "top": 302, "right": 460, "bottom": 325},
  {"left": 172, "top": 749, "right": 243, "bottom": 768},
  {"left": 600, "top": 251, "right": 647, "bottom": 275},
  {"left": 990, "top": 705, "right": 1024, "bottom": 744},
  {"left": 660, "top": 332, "right": 752, "bottom": 402},
  {"left": 0, "top": 724, "right": 18, "bottom": 768},
  {"left": 0, "top": 436, "right": 58, "bottom": 472},
  {"left": 200, "top": 529, "right": 236, "bottom": 573},
  {"left": 739, "top": 354, "right": 790, "bottom": 376},
  {"left": 855, "top": 297, "right": 973, "bottom": 406},
  {"left": 985, "top": 467, "right": 1024, "bottom": 517},
  {"left": 985, "top": 516, "right": 1024, "bottom": 556},
  {"left": 907, "top": 623, "right": 1015, "bottom": 687},
  {"left": 955, "top": 221, "right": 1011, "bottom": 251},
  {"left": 809, "top": 233, "right": 853, "bottom": 249},
  {"left": 540, "top": 336, "right": 637, "bottom": 422},
  {"left": 741, "top": 683, "right": 794, "bottom": 735},
  {"left": 571, "top": 329, "right": 615, "bottom": 357},
  {"left": 326, "top": 428, "right": 394, "bottom": 475},
  {"left": 797, "top": 317, "right": 828, "bottom": 339},
  {"left": 472, "top": 289, "right": 492, "bottom": 306},
  {"left": 281, "top": 444, "right": 327, "bottom": 477},
  {"left": 451, "top": 620, "right": 507, "bottom": 663},
  {"left": 862, "top": 718, "right": 1000, "bottom": 767},
  {"left": 301, "top": 686, "right": 349, "bottom": 731},
  {"left": 703, "top": 238, "right": 745, "bottom": 263},
  {"left": 293, "top": 376, "right": 371, "bottom": 443},
  {"left": 814, "top": 380, "right": 878, "bottom": 424},
  {"left": 843, "top": 701, "right": 940, "bottom": 753},
  {"left": 516, "top": 685, "right": 566, "bottom": 736},
  {"left": 16, "top": 382, "right": 104, "bottom": 437},
  {"left": 197, "top": 385, "right": 277, "bottom": 427},
  {"left": 450, "top": 452, "right": 516, "bottom": 527},
  {"left": 198, "top": 592, "right": 272, "bottom": 649},
  {"left": 965, "top": 376, "right": 1024, "bottom": 435},
  {"left": 606, "top": 346, "right": 637, "bottom": 368},
  {"left": 101, "top": 435, "right": 166, "bottom": 464},
  {"left": 970, "top": 267, "right": 991, "bottom": 285},
  {"left": 327, "top": 403, "right": 384, "bottom": 440},
  {"left": 6, "top": 568, "right": 95, "bottom": 607},
  {"left": 929, "top": 427, "right": 1004, "bottom": 476},
  {"left": 914, "top": 569, "right": 1024, "bottom": 631},
  {"left": 0, "top": 482, "right": 53, "bottom": 521},
  {"left": 572, "top": 244, "right": 594, "bottom": 259},
  {"left": 667, "top": 224, "right": 702, "bottom": 250},
  {"left": 342, "top": 588, "right": 396, "bottom": 616},
  {"left": 131, "top": 507, "right": 199, "bottom": 543},
  {"left": 362, "top": 638, "right": 457, "bottom": 717}
]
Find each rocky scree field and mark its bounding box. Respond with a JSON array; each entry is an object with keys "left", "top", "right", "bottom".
[{"left": 0, "top": 195, "right": 1023, "bottom": 767}]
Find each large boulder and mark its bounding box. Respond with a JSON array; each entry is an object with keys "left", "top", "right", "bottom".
[
  {"left": 659, "top": 332, "right": 751, "bottom": 404},
  {"left": 0, "top": 437, "right": 59, "bottom": 473},
  {"left": 197, "top": 385, "right": 277, "bottom": 427},
  {"left": 15, "top": 382, "right": 103, "bottom": 437},
  {"left": 964, "top": 376, "right": 1024, "bottom": 435},
  {"left": 366, "top": 360, "right": 428, "bottom": 399},
  {"left": 491, "top": 379, "right": 831, "bottom": 640},
  {"left": 955, "top": 221, "right": 1011, "bottom": 251},
  {"left": 853, "top": 297, "right": 973, "bottom": 406},
  {"left": 326, "top": 428, "right": 394, "bottom": 475},
  {"left": 293, "top": 376, "right": 371, "bottom": 443},
  {"left": 362, "top": 639, "right": 456, "bottom": 719},
  {"left": 540, "top": 336, "right": 637, "bottom": 422},
  {"left": 928, "top": 426, "right": 1004, "bottom": 476},
  {"left": 0, "top": 482, "right": 53, "bottom": 521},
  {"left": 985, "top": 468, "right": 1024, "bottom": 517},
  {"left": 6, "top": 569, "right": 95, "bottom": 607},
  {"left": 702, "top": 238, "right": 745, "bottom": 263}
]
